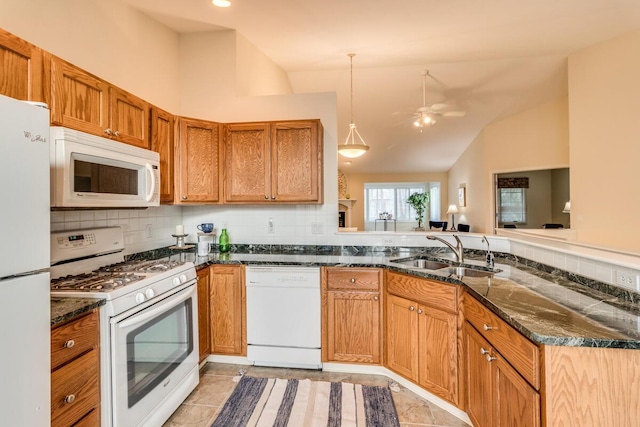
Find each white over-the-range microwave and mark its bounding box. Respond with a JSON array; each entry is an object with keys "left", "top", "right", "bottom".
[{"left": 50, "top": 127, "right": 160, "bottom": 208}]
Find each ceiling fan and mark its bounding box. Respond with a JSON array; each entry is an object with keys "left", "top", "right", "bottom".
[{"left": 413, "top": 70, "right": 466, "bottom": 129}]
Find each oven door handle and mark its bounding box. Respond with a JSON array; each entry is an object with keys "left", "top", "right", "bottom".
[{"left": 116, "top": 284, "right": 195, "bottom": 329}]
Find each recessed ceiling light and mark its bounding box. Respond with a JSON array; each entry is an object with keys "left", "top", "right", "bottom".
[{"left": 212, "top": 0, "right": 231, "bottom": 7}]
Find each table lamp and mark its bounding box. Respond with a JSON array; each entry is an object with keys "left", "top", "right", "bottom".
[{"left": 447, "top": 205, "right": 459, "bottom": 231}]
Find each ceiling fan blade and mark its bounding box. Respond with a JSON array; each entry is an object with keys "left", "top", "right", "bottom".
[{"left": 441, "top": 110, "right": 466, "bottom": 117}]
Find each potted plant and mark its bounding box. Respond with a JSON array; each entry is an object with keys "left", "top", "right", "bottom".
[{"left": 407, "top": 192, "right": 430, "bottom": 230}]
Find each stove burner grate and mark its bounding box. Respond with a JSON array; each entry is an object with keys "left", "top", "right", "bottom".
[{"left": 51, "top": 272, "right": 146, "bottom": 292}]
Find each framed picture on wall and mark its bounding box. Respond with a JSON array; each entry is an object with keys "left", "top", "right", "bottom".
[{"left": 458, "top": 187, "right": 466, "bottom": 207}]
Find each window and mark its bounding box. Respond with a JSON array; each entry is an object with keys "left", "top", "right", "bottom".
[
  {"left": 498, "top": 188, "right": 527, "bottom": 223},
  {"left": 364, "top": 183, "right": 426, "bottom": 221}
]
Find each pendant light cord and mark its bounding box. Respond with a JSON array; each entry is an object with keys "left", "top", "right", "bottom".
[{"left": 348, "top": 53, "right": 355, "bottom": 125}]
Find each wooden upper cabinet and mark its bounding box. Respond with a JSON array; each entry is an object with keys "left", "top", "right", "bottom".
[
  {"left": 109, "top": 86, "right": 149, "bottom": 148},
  {"left": 0, "top": 28, "right": 45, "bottom": 102},
  {"left": 175, "top": 117, "right": 221, "bottom": 204},
  {"left": 50, "top": 56, "right": 149, "bottom": 148},
  {"left": 224, "top": 122, "right": 271, "bottom": 202},
  {"left": 271, "top": 121, "right": 322, "bottom": 202},
  {"left": 223, "top": 119, "right": 323, "bottom": 204},
  {"left": 150, "top": 106, "right": 175, "bottom": 203}
]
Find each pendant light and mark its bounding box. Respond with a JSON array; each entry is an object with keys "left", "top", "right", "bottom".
[{"left": 338, "top": 53, "right": 369, "bottom": 158}]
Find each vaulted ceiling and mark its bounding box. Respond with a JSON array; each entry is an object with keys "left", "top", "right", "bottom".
[{"left": 125, "top": 0, "right": 640, "bottom": 174}]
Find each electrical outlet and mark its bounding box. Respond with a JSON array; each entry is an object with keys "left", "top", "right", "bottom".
[
  {"left": 268, "top": 217, "right": 274, "bottom": 234},
  {"left": 145, "top": 224, "right": 153, "bottom": 238},
  {"left": 311, "top": 222, "right": 323, "bottom": 234},
  {"left": 615, "top": 271, "right": 639, "bottom": 288}
]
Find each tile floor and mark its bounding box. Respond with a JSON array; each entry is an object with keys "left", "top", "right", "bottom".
[{"left": 163, "top": 363, "right": 470, "bottom": 427}]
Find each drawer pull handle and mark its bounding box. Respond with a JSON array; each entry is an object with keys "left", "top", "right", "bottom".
[
  {"left": 480, "top": 348, "right": 490, "bottom": 355},
  {"left": 417, "top": 308, "right": 423, "bottom": 314},
  {"left": 64, "top": 340, "right": 75, "bottom": 348},
  {"left": 64, "top": 394, "right": 76, "bottom": 404},
  {"left": 483, "top": 324, "right": 495, "bottom": 331},
  {"left": 409, "top": 306, "right": 415, "bottom": 311},
  {"left": 373, "top": 296, "right": 379, "bottom": 301},
  {"left": 350, "top": 278, "right": 356, "bottom": 283},
  {"left": 486, "top": 354, "right": 497, "bottom": 362}
]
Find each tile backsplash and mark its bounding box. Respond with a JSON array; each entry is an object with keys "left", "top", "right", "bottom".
[
  {"left": 50, "top": 206, "right": 182, "bottom": 255},
  {"left": 49, "top": 205, "right": 640, "bottom": 299}
]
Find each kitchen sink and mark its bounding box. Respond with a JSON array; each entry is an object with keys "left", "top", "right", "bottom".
[
  {"left": 441, "top": 266, "right": 497, "bottom": 278},
  {"left": 391, "top": 258, "right": 451, "bottom": 270}
]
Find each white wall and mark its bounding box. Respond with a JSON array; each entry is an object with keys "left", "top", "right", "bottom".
[{"left": 568, "top": 30, "right": 640, "bottom": 253}]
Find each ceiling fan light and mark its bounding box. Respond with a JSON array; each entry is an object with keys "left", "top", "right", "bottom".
[{"left": 413, "top": 119, "right": 421, "bottom": 127}]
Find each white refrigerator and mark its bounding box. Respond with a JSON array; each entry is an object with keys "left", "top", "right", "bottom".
[{"left": 0, "top": 94, "right": 51, "bottom": 425}]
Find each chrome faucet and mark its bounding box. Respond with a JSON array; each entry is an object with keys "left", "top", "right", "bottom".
[
  {"left": 481, "top": 235, "right": 495, "bottom": 269},
  {"left": 427, "top": 234, "right": 464, "bottom": 263}
]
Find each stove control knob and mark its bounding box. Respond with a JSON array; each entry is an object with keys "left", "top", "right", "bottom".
[
  {"left": 180, "top": 274, "right": 187, "bottom": 283},
  {"left": 145, "top": 289, "right": 155, "bottom": 299},
  {"left": 135, "top": 292, "right": 146, "bottom": 304},
  {"left": 173, "top": 277, "right": 181, "bottom": 287}
]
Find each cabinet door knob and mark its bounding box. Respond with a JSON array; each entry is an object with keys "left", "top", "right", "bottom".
[
  {"left": 114, "top": 130, "right": 120, "bottom": 137},
  {"left": 64, "top": 394, "right": 76, "bottom": 404},
  {"left": 350, "top": 278, "right": 356, "bottom": 283},
  {"left": 483, "top": 324, "right": 495, "bottom": 331},
  {"left": 265, "top": 195, "right": 269, "bottom": 200},
  {"left": 271, "top": 196, "right": 276, "bottom": 200},
  {"left": 409, "top": 305, "right": 415, "bottom": 311},
  {"left": 104, "top": 128, "right": 112, "bottom": 135},
  {"left": 63, "top": 339, "right": 75, "bottom": 348},
  {"left": 373, "top": 296, "right": 379, "bottom": 301},
  {"left": 417, "top": 308, "right": 423, "bottom": 314},
  {"left": 182, "top": 196, "right": 187, "bottom": 200},
  {"left": 486, "top": 354, "right": 497, "bottom": 362},
  {"left": 480, "top": 348, "right": 490, "bottom": 355}
]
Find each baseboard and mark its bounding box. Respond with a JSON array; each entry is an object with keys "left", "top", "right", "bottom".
[
  {"left": 322, "top": 362, "right": 471, "bottom": 425},
  {"left": 206, "top": 354, "right": 252, "bottom": 365}
]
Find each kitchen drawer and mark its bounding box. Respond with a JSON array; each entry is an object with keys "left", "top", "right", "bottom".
[
  {"left": 464, "top": 294, "right": 540, "bottom": 389},
  {"left": 326, "top": 268, "right": 381, "bottom": 291},
  {"left": 51, "top": 349, "right": 99, "bottom": 427},
  {"left": 72, "top": 408, "right": 99, "bottom": 427},
  {"left": 51, "top": 310, "right": 99, "bottom": 369},
  {"left": 386, "top": 272, "right": 457, "bottom": 313}
]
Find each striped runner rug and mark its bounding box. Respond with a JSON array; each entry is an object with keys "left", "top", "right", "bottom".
[{"left": 211, "top": 375, "right": 400, "bottom": 427}]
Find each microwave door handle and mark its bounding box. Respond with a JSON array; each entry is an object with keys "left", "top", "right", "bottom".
[
  {"left": 115, "top": 285, "right": 195, "bottom": 329},
  {"left": 145, "top": 163, "right": 156, "bottom": 202}
]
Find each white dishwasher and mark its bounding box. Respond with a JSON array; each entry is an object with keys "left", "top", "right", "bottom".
[{"left": 245, "top": 266, "right": 322, "bottom": 369}]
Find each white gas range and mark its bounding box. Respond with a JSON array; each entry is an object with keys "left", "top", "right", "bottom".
[{"left": 50, "top": 227, "right": 199, "bottom": 427}]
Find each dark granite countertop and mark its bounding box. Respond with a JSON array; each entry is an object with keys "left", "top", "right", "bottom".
[
  {"left": 160, "top": 248, "right": 640, "bottom": 350},
  {"left": 50, "top": 297, "right": 105, "bottom": 326}
]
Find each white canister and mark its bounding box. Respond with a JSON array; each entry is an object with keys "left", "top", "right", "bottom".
[{"left": 197, "top": 241, "right": 210, "bottom": 256}]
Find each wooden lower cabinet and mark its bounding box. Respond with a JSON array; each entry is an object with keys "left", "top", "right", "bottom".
[
  {"left": 464, "top": 322, "right": 540, "bottom": 427},
  {"left": 326, "top": 290, "right": 381, "bottom": 363},
  {"left": 50, "top": 309, "right": 100, "bottom": 427},
  {"left": 385, "top": 272, "right": 459, "bottom": 406},
  {"left": 197, "top": 266, "right": 211, "bottom": 363},
  {"left": 209, "top": 264, "right": 246, "bottom": 355},
  {"left": 322, "top": 268, "right": 383, "bottom": 364}
]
